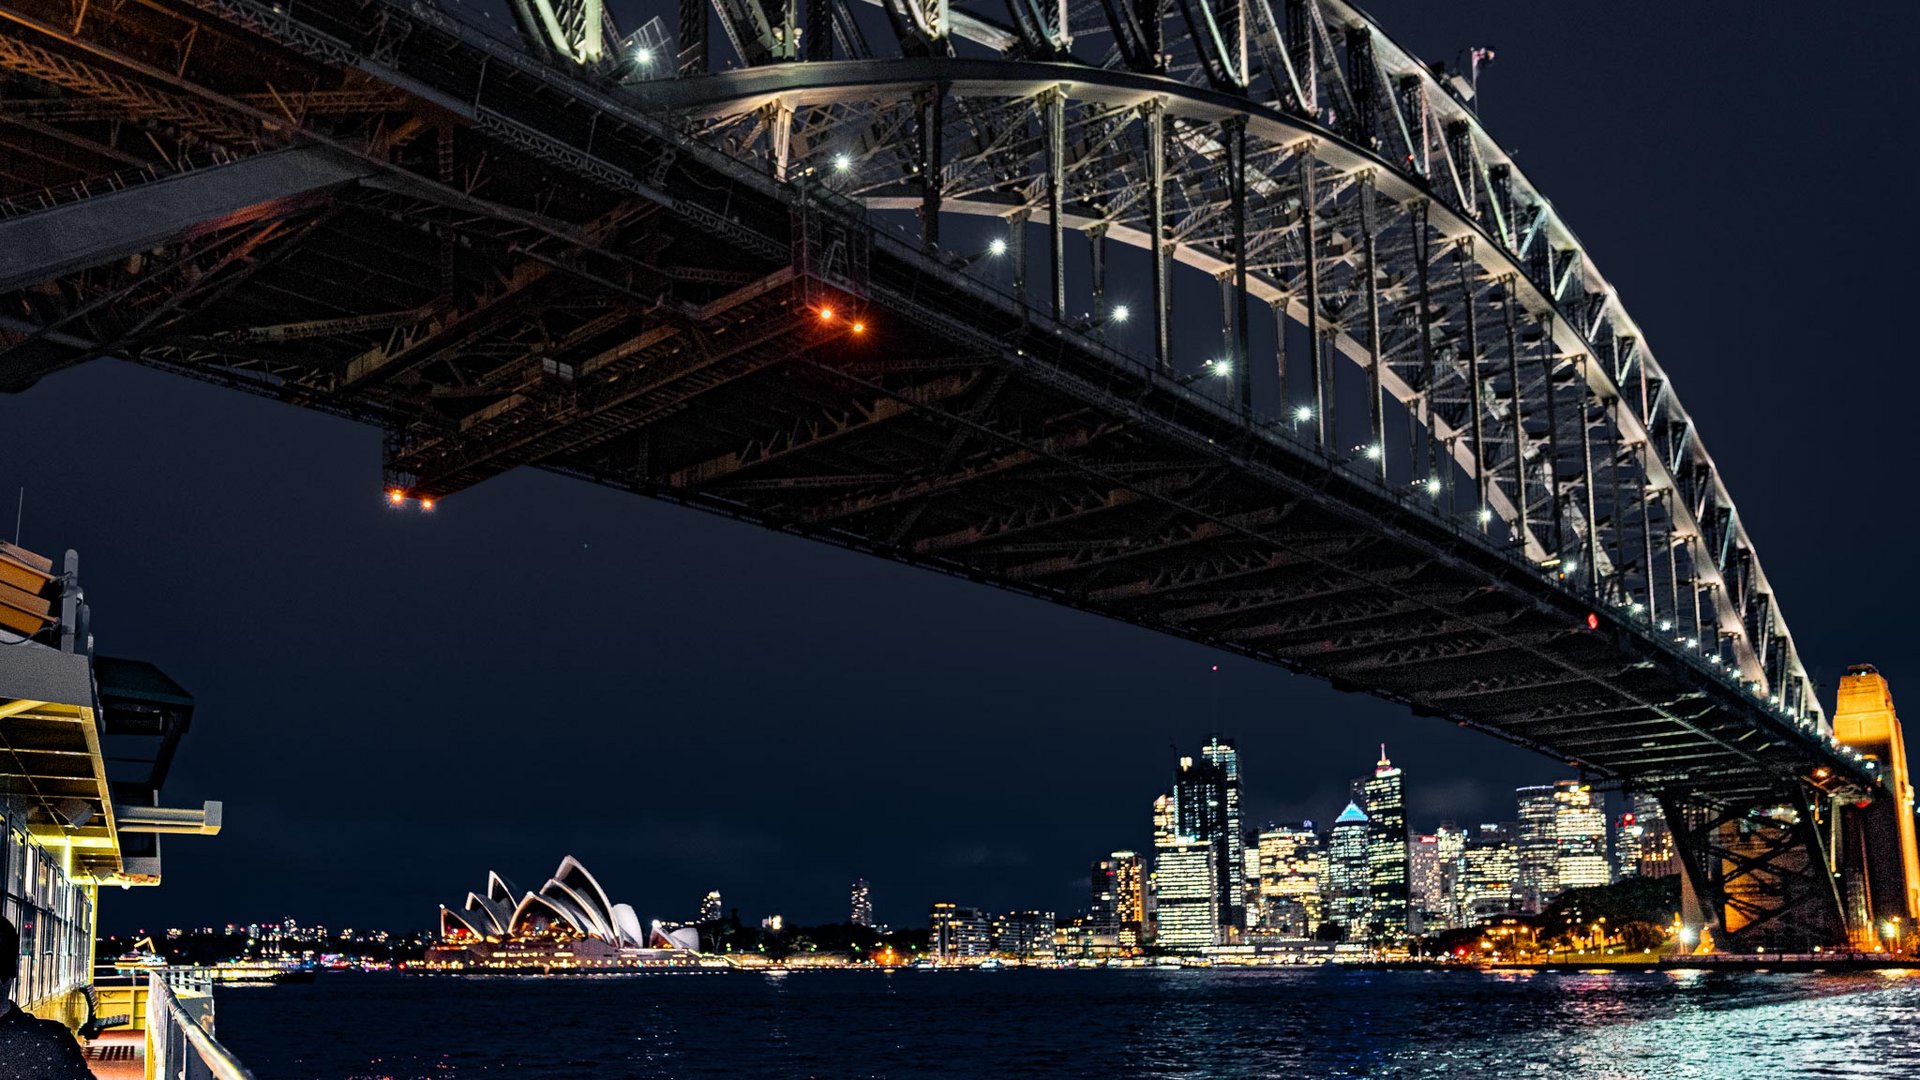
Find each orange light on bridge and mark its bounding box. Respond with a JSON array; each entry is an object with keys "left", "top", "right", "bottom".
[
  {"left": 420, "top": 497, "right": 436, "bottom": 511},
  {"left": 819, "top": 307, "right": 834, "bottom": 322},
  {"left": 386, "top": 488, "right": 407, "bottom": 506},
  {"left": 851, "top": 321, "right": 866, "bottom": 335}
]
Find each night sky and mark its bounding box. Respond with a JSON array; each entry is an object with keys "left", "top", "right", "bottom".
[{"left": 2, "top": 1, "right": 1915, "bottom": 934}]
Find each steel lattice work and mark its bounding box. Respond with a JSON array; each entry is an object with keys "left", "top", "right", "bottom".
[{"left": 0, "top": 0, "right": 1888, "bottom": 946}]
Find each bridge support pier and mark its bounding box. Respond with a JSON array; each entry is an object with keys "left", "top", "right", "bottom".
[{"left": 1662, "top": 789, "right": 1848, "bottom": 952}]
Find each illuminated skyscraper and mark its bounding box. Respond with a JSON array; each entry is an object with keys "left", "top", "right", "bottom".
[
  {"left": 1199, "top": 736, "right": 1246, "bottom": 931},
  {"left": 1109, "top": 851, "right": 1145, "bottom": 948},
  {"left": 850, "top": 879, "right": 873, "bottom": 927},
  {"left": 1515, "top": 785, "right": 1558, "bottom": 912},
  {"left": 1323, "top": 801, "right": 1371, "bottom": 939},
  {"left": 1153, "top": 838, "right": 1219, "bottom": 952},
  {"left": 1173, "top": 747, "right": 1241, "bottom": 938},
  {"left": 1360, "top": 747, "right": 1410, "bottom": 941},
  {"left": 1554, "top": 782, "right": 1611, "bottom": 891},
  {"left": 1152, "top": 792, "right": 1177, "bottom": 848},
  {"left": 1091, "top": 856, "right": 1120, "bottom": 933},
  {"left": 1256, "top": 822, "right": 1323, "bottom": 936},
  {"left": 699, "top": 890, "right": 723, "bottom": 923},
  {"left": 1409, "top": 827, "right": 1465, "bottom": 934},
  {"left": 1627, "top": 792, "right": 1678, "bottom": 878},
  {"left": 1458, "top": 823, "right": 1520, "bottom": 924}
]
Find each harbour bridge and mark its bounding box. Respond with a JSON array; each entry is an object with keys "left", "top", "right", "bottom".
[{"left": 0, "top": 0, "right": 1914, "bottom": 951}]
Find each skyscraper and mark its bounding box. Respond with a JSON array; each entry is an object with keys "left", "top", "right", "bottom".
[
  {"left": 1109, "top": 851, "right": 1145, "bottom": 948},
  {"left": 1554, "top": 781, "right": 1610, "bottom": 892},
  {"left": 1627, "top": 792, "right": 1678, "bottom": 878},
  {"left": 1515, "top": 784, "right": 1558, "bottom": 912},
  {"left": 1090, "top": 856, "right": 1121, "bottom": 933},
  {"left": 850, "top": 879, "right": 873, "bottom": 927},
  {"left": 1458, "top": 823, "right": 1520, "bottom": 924},
  {"left": 1360, "top": 747, "right": 1410, "bottom": 941},
  {"left": 1152, "top": 838, "right": 1219, "bottom": 952},
  {"left": 699, "top": 890, "right": 723, "bottom": 923},
  {"left": 1256, "top": 822, "right": 1323, "bottom": 937},
  {"left": 1324, "top": 801, "right": 1372, "bottom": 939},
  {"left": 1200, "top": 736, "right": 1246, "bottom": 931},
  {"left": 928, "top": 903, "right": 994, "bottom": 959},
  {"left": 1152, "top": 792, "right": 1177, "bottom": 848},
  {"left": 1173, "top": 747, "right": 1242, "bottom": 938}
]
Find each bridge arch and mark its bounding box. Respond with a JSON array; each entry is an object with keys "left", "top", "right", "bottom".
[{"left": 630, "top": 8, "right": 1818, "bottom": 725}]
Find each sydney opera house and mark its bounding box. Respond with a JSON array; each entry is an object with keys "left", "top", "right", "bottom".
[{"left": 425, "top": 856, "right": 710, "bottom": 972}]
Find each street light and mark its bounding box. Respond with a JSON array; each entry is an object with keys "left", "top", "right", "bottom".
[{"left": 1110, "top": 304, "right": 1130, "bottom": 323}]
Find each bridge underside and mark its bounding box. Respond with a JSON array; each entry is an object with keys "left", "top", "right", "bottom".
[{"left": 0, "top": 0, "right": 1878, "bottom": 948}]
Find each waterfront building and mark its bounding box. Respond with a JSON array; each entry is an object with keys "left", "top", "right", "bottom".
[
  {"left": 850, "top": 879, "right": 873, "bottom": 926},
  {"left": 1093, "top": 851, "right": 1147, "bottom": 948},
  {"left": 1360, "top": 747, "right": 1410, "bottom": 941},
  {"left": 993, "top": 910, "right": 1058, "bottom": 960},
  {"left": 1152, "top": 838, "right": 1220, "bottom": 952},
  {"left": 432, "top": 856, "right": 701, "bottom": 970},
  {"left": 699, "top": 890, "right": 723, "bottom": 923},
  {"left": 1458, "top": 823, "right": 1521, "bottom": 924},
  {"left": 1323, "top": 802, "right": 1372, "bottom": 940},
  {"left": 928, "top": 903, "right": 995, "bottom": 960},
  {"left": 1255, "top": 823, "right": 1323, "bottom": 936},
  {"left": 1515, "top": 785, "right": 1558, "bottom": 912}
]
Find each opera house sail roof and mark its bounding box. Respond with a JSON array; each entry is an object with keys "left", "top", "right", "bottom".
[{"left": 437, "top": 856, "right": 699, "bottom": 957}]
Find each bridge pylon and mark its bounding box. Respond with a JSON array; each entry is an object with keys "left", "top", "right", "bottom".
[{"left": 1831, "top": 664, "right": 1920, "bottom": 951}]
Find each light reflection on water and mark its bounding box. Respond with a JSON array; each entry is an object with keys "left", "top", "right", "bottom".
[{"left": 214, "top": 967, "right": 1920, "bottom": 1079}]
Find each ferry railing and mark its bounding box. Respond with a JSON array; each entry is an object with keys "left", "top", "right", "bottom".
[{"left": 145, "top": 971, "right": 258, "bottom": 1080}]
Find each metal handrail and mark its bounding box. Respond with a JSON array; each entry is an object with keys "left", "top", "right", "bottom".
[{"left": 145, "top": 972, "right": 258, "bottom": 1080}]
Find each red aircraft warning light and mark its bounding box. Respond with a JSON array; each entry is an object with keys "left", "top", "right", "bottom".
[{"left": 1585, "top": 612, "right": 1599, "bottom": 631}]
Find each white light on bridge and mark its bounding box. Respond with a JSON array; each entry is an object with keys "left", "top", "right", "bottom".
[
  {"left": 1111, "top": 304, "right": 1130, "bottom": 323},
  {"left": 1363, "top": 443, "right": 1382, "bottom": 461},
  {"left": 1659, "top": 620, "right": 1673, "bottom": 632},
  {"left": 1476, "top": 507, "right": 1493, "bottom": 525},
  {"left": 1293, "top": 405, "right": 1314, "bottom": 423},
  {"left": 635, "top": 46, "right": 654, "bottom": 64},
  {"left": 988, "top": 237, "right": 1007, "bottom": 256},
  {"left": 833, "top": 153, "right": 852, "bottom": 173},
  {"left": 1211, "top": 359, "right": 1233, "bottom": 376},
  {"left": 1424, "top": 476, "right": 1442, "bottom": 496}
]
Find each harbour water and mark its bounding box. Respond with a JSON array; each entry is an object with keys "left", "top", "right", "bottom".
[{"left": 213, "top": 967, "right": 1920, "bottom": 1078}]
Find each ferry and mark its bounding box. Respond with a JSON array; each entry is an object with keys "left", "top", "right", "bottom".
[{"left": 2, "top": 539, "right": 247, "bottom": 1077}]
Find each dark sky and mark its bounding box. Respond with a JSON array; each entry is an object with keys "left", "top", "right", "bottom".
[{"left": 4, "top": 1, "right": 1916, "bottom": 934}]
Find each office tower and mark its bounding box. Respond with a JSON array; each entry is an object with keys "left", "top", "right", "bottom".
[
  {"left": 1199, "top": 736, "right": 1246, "bottom": 931},
  {"left": 1243, "top": 844, "right": 1261, "bottom": 931},
  {"left": 1173, "top": 747, "right": 1240, "bottom": 938},
  {"left": 1152, "top": 792, "right": 1177, "bottom": 848},
  {"left": 1628, "top": 792, "right": 1678, "bottom": 878},
  {"left": 1515, "top": 784, "right": 1558, "bottom": 912},
  {"left": 1090, "top": 856, "right": 1121, "bottom": 933},
  {"left": 1323, "top": 801, "right": 1372, "bottom": 938},
  {"left": 850, "top": 879, "right": 873, "bottom": 927},
  {"left": 1153, "top": 838, "right": 1220, "bottom": 952},
  {"left": 1256, "top": 822, "right": 1323, "bottom": 936},
  {"left": 1403, "top": 824, "right": 1470, "bottom": 934},
  {"left": 1614, "top": 810, "right": 1647, "bottom": 880},
  {"left": 1360, "top": 747, "right": 1410, "bottom": 940},
  {"left": 699, "top": 890, "right": 723, "bottom": 922},
  {"left": 1109, "top": 851, "right": 1146, "bottom": 948},
  {"left": 1458, "top": 823, "right": 1520, "bottom": 924},
  {"left": 928, "top": 903, "right": 995, "bottom": 959},
  {"left": 1554, "top": 781, "right": 1611, "bottom": 891}
]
